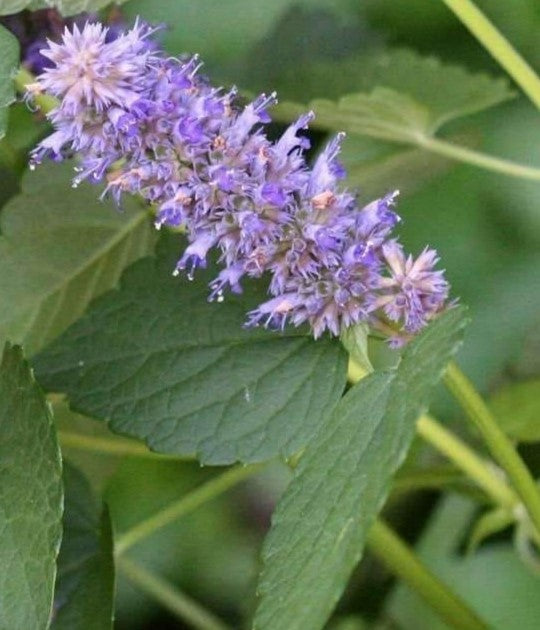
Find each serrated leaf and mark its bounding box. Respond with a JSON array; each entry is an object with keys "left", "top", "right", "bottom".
[
  {"left": 51, "top": 462, "right": 114, "bottom": 630},
  {"left": 272, "top": 48, "right": 514, "bottom": 146},
  {"left": 0, "top": 25, "right": 18, "bottom": 139},
  {"left": 0, "top": 343, "right": 63, "bottom": 630},
  {"left": 0, "top": 162, "right": 155, "bottom": 356},
  {"left": 33, "top": 234, "right": 347, "bottom": 465},
  {"left": 254, "top": 307, "right": 468, "bottom": 630}
]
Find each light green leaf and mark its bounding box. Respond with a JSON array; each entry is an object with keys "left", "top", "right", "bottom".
[
  {"left": 51, "top": 462, "right": 115, "bottom": 630},
  {"left": 254, "top": 307, "right": 468, "bottom": 630},
  {"left": 466, "top": 507, "right": 514, "bottom": 555},
  {"left": 0, "top": 161, "right": 155, "bottom": 356},
  {"left": 272, "top": 49, "right": 514, "bottom": 146},
  {"left": 0, "top": 343, "right": 63, "bottom": 630},
  {"left": 489, "top": 379, "right": 540, "bottom": 443},
  {"left": 33, "top": 234, "right": 347, "bottom": 465},
  {"left": 340, "top": 321, "right": 372, "bottom": 375},
  {"left": 0, "top": 25, "right": 19, "bottom": 139}
]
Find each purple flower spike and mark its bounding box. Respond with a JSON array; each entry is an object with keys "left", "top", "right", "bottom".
[{"left": 29, "top": 18, "right": 451, "bottom": 346}]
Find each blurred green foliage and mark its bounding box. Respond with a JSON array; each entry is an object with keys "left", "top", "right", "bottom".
[{"left": 1, "top": 1, "right": 540, "bottom": 628}]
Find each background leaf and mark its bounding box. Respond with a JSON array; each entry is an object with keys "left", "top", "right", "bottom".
[
  {"left": 33, "top": 234, "right": 347, "bottom": 465},
  {"left": 0, "top": 0, "right": 130, "bottom": 16},
  {"left": 0, "top": 343, "right": 63, "bottom": 630},
  {"left": 0, "top": 24, "right": 18, "bottom": 140},
  {"left": 271, "top": 48, "right": 513, "bottom": 147},
  {"left": 253, "top": 307, "right": 468, "bottom": 630},
  {"left": 488, "top": 379, "right": 540, "bottom": 443},
  {"left": 0, "top": 161, "right": 155, "bottom": 356},
  {"left": 51, "top": 462, "right": 115, "bottom": 630}
]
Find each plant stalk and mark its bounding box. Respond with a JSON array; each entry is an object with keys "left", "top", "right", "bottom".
[
  {"left": 444, "top": 361, "right": 540, "bottom": 535},
  {"left": 416, "top": 414, "right": 517, "bottom": 509},
  {"left": 441, "top": 0, "right": 540, "bottom": 109},
  {"left": 115, "top": 464, "right": 262, "bottom": 555},
  {"left": 118, "top": 556, "right": 231, "bottom": 630},
  {"left": 367, "top": 520, "right": 488, "bottom": 630}
]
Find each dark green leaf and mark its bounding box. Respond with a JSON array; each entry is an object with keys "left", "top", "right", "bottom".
[
  {"left": 254, "top": 307, "right": 468, "bottom": 630},
  {"left": 123, "top": 0, "right": 301, "bottom": 74},
  {"left": 34, "top": 234, "right": 347, "bottom": 465},
  {"left": 0, "top": 343, "right": 63, "bottom": 630},
  {"left": 0, "top": 162, "right": 155, "bottom": 355},
  {"left": 4, "top": 0, "right": 130, "bottom": 16},
  {"left": 489, "top": 379, "right": 540, "bottom": 442},
  {"left": 0, "top": 25, "right": 18, "bottom": 139},
  {"left": 51, "top": 463, "right": 114, "bottom": 630}
]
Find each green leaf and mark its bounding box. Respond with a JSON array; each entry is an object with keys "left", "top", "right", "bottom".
[
  {"left": 51, "top": 462, "right": 115, "bottom": 630},
  {"left": 2, "top": 0, "right": 130, "bottom": 16},
  {"left": 466, "top": 507, "right": 513, "bottom": 555},
  {"left": 488, "top": 379, "right": 540, "bottom": 443},
  {"left": 254, "top": 307, "right": 468, "bottom": 630},
  {"left": 340, "top": 322, "right": 372, "bottom": 375},
  {"left": 123, "top": 0, "right": 304, "bottom": 74},
  {"left": 272, "top": 49, "right": 514, "bottom": 145},
  {"left": 0, "top": 161, "right": 155, "bottom": 356},
  {"left": 0, "top": 343, "right": 63, "bottom": 630},
  {"left": 33, "top": 234, "right": 347, "bottom": 465},
  {"left": 0, "top": 25, "right": 19, "bottom": 139},
  {"left": 339, "top": 133, "right": 473, "bottom": 203}
]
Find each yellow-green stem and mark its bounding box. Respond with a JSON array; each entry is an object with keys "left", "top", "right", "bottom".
[
  {"left": 118, "top": 556, "right": 231, "bottom": 630},
  {"left": 416, "top": 414, "right": 517, "bottom": 509},
  {"left": 444, "top": 362, "right": 540, "bottom": 535},
  {"left": 441, "top": 0, "right": 540, "bottom": 109},
  {"left": 367, "top": 520, "right": 488, "bottom": 630},
  {"left": 115, "top": 464, "right": 262, "bottom": 555},
  {"left": 58, "top": 430, "right": 181, "bottom": 460},
  {"left": 418, "top": 135, "right": 540, "bottom": 181}
]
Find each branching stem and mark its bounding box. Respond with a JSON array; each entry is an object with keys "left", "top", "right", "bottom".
[
  {"left": 444, "top": 362, "right": 540, "bottom": 535},
  {"left": 367, "top": 520, "right": 488, "bottom": 630}
]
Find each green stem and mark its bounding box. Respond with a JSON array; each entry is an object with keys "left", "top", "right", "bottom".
[
  {"left": 441, "top": 0, "right": 540, "bottom": 110},
  {"left": 14, "top": 67, "right": 58, "bottom": 113},
  {"left": 367, "top": 520, "right": 488, "bottom": 630},
  {"left": 444, "top": 361, "right": 540, "bottom": 535},
  {"left": 416, "top": 414, "right": 517, "bottom": 509},
  {"left": 58, "top": 430, "right": 181, "bottom": 460},
  {"left": 417, "top": 135, "right": 540, "bottom": 181},
  {"left": 118, "top": 556, "right": 231, "bottom": 630},
  {"left": 115, "top": 464, "right": 262, "bottom": 555}
]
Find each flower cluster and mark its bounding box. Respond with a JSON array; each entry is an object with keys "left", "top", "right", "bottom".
[
  {"left": 28, "top": 20, "right": 449, "bottom": 345},
  {"left": 1, "top": 8, "right": 125, "bottom": 75}
]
